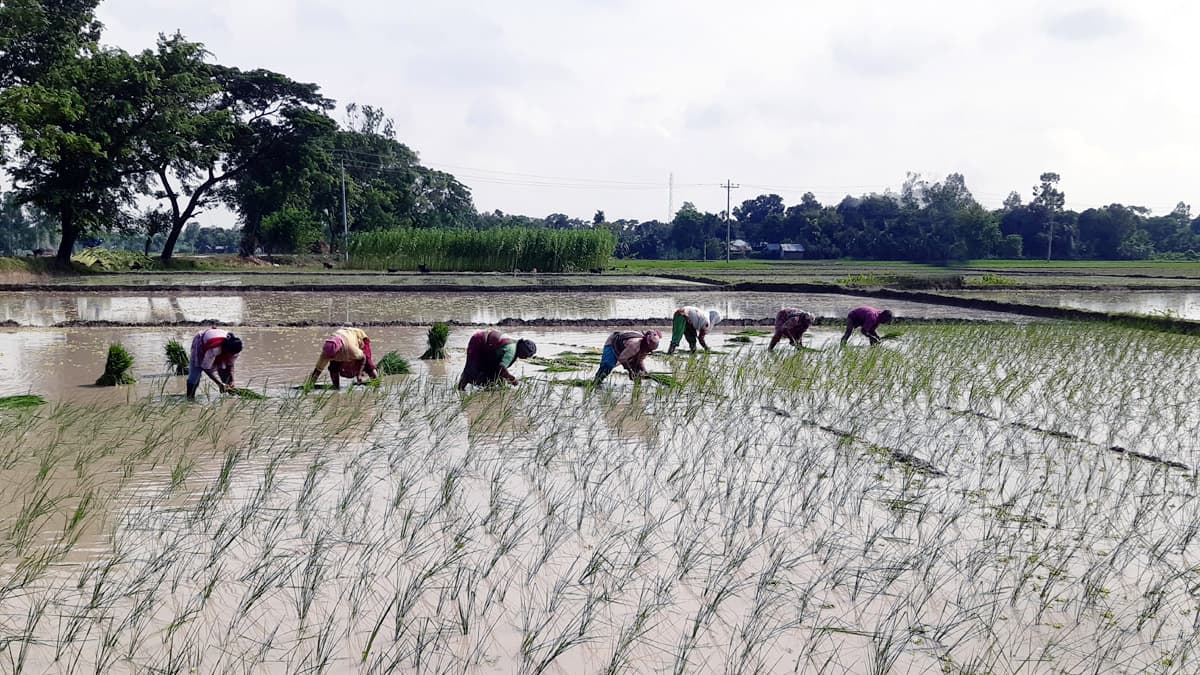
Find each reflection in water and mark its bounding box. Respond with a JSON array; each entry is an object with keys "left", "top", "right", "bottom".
[
  {"left": 0, "top": 290, "right": 1032, "bottom": 326},
  {"left": 954, "top": 290, "right": 1200, "bottom": 321}
]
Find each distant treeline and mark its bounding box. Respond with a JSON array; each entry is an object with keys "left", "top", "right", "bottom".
[{"left": 610, "top": 172, "right": 1200, "bottom": 262}]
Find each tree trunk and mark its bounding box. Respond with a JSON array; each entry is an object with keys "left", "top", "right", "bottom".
[
  {"left": 239, "top": 214, "right": 262, "bottom": 257},
  {"left": 55, "top": 213, "right": 78, "bottom": 266},
  {"left": 144, "top": 236, "right": 152, "bottom": 257},
  {"left": 160, "top": 217, "right": 184, "bottom": 264}
]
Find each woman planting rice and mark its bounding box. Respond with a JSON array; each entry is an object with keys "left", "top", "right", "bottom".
[
  {"left": 186, "top": 326, "right": 243, "bottom": 400},
  {"left": 768, "top": 308, "right": 815, "bottom": 351},
  {"left": 457, "top": 330, "right": 538, "bottom": 390},
  {"left": 667, "top": 306, "right": 722, "bottom": 354},
  {"left": 307, "top": 327, "right": 378, "bottom": 390},
  {"left": 593, "top": 330, "right": 661, "bottom": 385},
  {"left": 841, "top": 306, "right": 894, "bottom": 346}
]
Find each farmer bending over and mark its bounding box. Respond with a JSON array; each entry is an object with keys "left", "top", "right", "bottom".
[
  {"left": 593, "top": 330, "right": 661, "bottom": 385},
  {"left": 308, "top": 327, "right": 378, "bottom": 390},
  {"left": 841, "top": 306, "right": 893, "bottom": 346},
  {"left": 667, "top": 306, "right": 722, "bottom": 354},
  {"left": 187, "top": 326, "right": 243, "bottom": 400},
  {"left": 768, "top": 308, "right": 815, "bottom": 351},
  {"left": 457, "top": 330, "right": 537, "bottom": 390}
]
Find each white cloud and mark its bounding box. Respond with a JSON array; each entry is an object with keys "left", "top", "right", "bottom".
[{"left": 94, "top": 0, "right": 1200, "bottom": 222}]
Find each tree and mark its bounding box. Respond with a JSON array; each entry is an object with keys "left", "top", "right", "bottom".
[
  {"left": 1, "top": 47, "right": 153, "bottom": 262},
  {"left": 0, "top": 0, "right": 101, "bottom": 90},
  {"left": 1031, "top": 172, "right": 1064, "bottom": 260},
  {"left": 132, "top": 207, "right": 171, "bottom": 256},
  {"left": 133, "top": 36, "right": 334, "bottom": 262},
  {"left": 593, "top": 210, "right": 605, "bottom": 225},
  {"left": 260, "top": 207, "right": 323, "bottom": 255}
]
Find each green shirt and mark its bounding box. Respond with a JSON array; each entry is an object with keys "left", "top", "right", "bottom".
[{"left": 498, "top": 340, "right": 517, "bottom": 368}]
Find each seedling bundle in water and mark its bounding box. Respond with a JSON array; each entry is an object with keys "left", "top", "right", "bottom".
[
  {"left": 95, "top": 343, "right": 135, "bottom": 386},
  {"left": 165, "top": 340, "right": 189, "bottom": 375},
  {"left": 0, "top": 394, "right": 46, "bottom": 410},
  {"left": 530, "top": 351, "right": 602, "bottom": 373},
  {"left": 224, "top": 387, "right": 269, "bottom": 400},
  {"left": 420, "top": 323, "right": 450, "bottom": 360},
  {"left": 376, "top": 351, "right": 411, "bottom": 375}
]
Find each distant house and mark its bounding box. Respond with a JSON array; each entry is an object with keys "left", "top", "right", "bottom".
[
  {"left": 762, "top": 242, "right": 805, "bottom": 259},
  {"left": 728, "top": 239, "right": 753, "bottom": 255}
]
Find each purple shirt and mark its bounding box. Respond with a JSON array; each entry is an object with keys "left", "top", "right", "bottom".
[{"left": 847, "top": 306, "right": 883, "bottom": 333}]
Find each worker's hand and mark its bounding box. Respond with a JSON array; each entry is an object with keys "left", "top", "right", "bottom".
[{"left": 217, "top": 383, "right": 228, "bottom": 393}]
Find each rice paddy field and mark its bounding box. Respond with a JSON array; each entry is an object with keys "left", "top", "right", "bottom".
[{"left": 2, "top": 319, "right": 1199, "bottom": 673}]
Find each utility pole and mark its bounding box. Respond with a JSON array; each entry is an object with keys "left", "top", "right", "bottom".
[
  {"left": 721, "top": 179, "right": 739, "bottom": 263},
  {"left": 667, "top": 172, "right": 674, "bottom": 224},
  {"left": 1046, "top": 215, "right": 1054, "bottom": 261},
  {"left": 340, "top": 159, "right": 349, "bottom": 264}
]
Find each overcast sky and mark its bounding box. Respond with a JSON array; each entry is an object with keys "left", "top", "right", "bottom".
[{"left": 96, "top": 0, "right": 1199, "bottom": 224}]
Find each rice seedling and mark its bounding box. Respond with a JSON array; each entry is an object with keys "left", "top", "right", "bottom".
[
  {"left": 420, "top": 323, "right": 450, "bottom": 360},
  {"left": 94, "top": 343, "right": 135, "bottom": 386},
  {"left": 376, "top": 351, "right": 412, "bottom": 376},
  {"left": 0, "top": 395, "right": 46, "bottom": 410},
  {"left": 224, "top": 387, "right": 269, "bottom": 400},
  {"left": 3, "top": 321, "right": 1199, "bottom": 673},
  {"left": 529, "top": 351, "right": 602, "bottom": 373},
  {"left": 164, "top": 340, "right": 189, "bottom": 375}
]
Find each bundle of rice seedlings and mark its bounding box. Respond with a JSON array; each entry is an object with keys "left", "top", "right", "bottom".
[
  {"left": 420, "top": 323, "right": 450, "bottom": 360},
  {"left": 165, "top": 340, "right": 189, "bottom": 375},
  {"left": 376, "top": 351, "right": 411, "bottom": 375},
  {"left": 0, "top": 394, "right": 46, "bottom": 410},
  {"left": 645, "top": 372, "right": 681, "bottom": 387},
  {"left": 224, "top": 387, "right": 268, "bottom": 400},
  {"left": 95, "top": 343, "right": 136, "bottom": 386}
]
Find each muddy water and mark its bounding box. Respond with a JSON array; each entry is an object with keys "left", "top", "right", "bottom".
[
  {"left": 949, "top": 288, "right": 1200, "bottom": 320},
  {"left": 1, "top": 325, "right": 856, "bottom": 402},
  {"left": 0, "top": 290, "right": 1025, "bottom": 326}
]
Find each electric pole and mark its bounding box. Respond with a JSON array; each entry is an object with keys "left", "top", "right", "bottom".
[
  {"left": 721, "top": 180, "right": 739, "bottom": 263},
  {"left": 340, "top": 159, "right": 349, "bottom": 264},
  {"left": 667, "top": 172, "right": 674, "bottom": 224}
]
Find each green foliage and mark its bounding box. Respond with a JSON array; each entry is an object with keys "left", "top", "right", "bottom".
[
  {"left": 420, "top": 323, "right": 450, "bottom": 360},
  {"left": 260, "top": 208, "right": 325, "bottom": 255},
  {"left": 165, "top": 340, "right": 189, "bottom": 375},
  {"left": 376, "top": 351, "right": 411, "bottom": 375},
  {"left": 349, "top": 227, "right": 616, "bottom": 272},
  {"left": 72, "top": 247, "right": 157, "bottom": 271},
  {"left": 224, "top": 387, "right": 268, "bottom": 400},
  {"left": 95, "top": 343, "right": 135, "bottom": 386},
  {"left": 529, "top": 351, "right": 602, "bottom": 372},
  {"left": 0, "top": 394, "right": 46, "bottom": 410}
]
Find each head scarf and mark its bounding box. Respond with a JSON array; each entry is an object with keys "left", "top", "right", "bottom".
[
  {"left": 708, "top": 310, "right": 723, "bottom": 327},
  {"left": 516, "top": 339, "right": 537, "bottom": 359},
  {"left": 642, "top": 330, "right": 662, "bottom": 351},
  {"left": 322, "top": 337, "right": 343, "bottom": 359}
]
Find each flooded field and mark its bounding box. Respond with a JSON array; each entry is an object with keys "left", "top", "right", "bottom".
[
  {"left": 0, "top": 270, "right": 706, "bottom": 288},
  {"left": 2, "top": 322, "right": 1199, "bottom": 673},
  {"left": 0, "top": 290, "right": 1025, "bottom": 326},
  {"left": 948, "top": 288, "right": 1200, "bottom": 320}
]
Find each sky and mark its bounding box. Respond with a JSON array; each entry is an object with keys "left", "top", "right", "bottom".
[{"left": 94, "top": 0, "right": 1200, "bottom": 225}]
